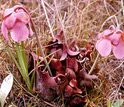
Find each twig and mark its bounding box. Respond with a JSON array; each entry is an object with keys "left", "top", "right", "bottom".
[
  {"left": 103, "top": 0, "right": 116, "bottom": 26},
  {"left": 88, "top": 53, "right": 99, "bottom": 75},
  {"left": 41, "top": 0, "right": 55, "bottom": 39},
  {"left": 54, "top": 0, "right": 67, "bottom": 45},
  {"left": 121, "top": 0, "right": 124, "bottom": 16},
  {"left": 112, "top": 61, "right": 124, "bottom": 72},
  {"left": 30, "top": 18, "right": 53, "bottom": 76},
  {"left": 99, "top": 8, "right": 122, "bottom": 32},
  {"left": 112, "top": 76, "right": 124, "bottom": 104}
]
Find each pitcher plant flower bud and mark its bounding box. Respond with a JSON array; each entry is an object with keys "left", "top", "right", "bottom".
[
  {"left": 95, "top": 25, "right": 124, "bottom": 59},
  {"left": 1, "top": 5, "right": 33, "bottom": 42}
]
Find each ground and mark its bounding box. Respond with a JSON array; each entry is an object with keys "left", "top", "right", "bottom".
[{"left": 0, "top": 0, "right": 124, "bottom": 107}]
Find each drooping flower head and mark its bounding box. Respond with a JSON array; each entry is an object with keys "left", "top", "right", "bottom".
[
  {"left": 1, "top": 5, "right": 33, "bottom": 42},
  {"left": 96, "top": 25, "right": 124, "bottom": 59}
]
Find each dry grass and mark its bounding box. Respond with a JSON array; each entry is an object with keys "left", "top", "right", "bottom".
[{"left": 0, "top": 0, "right": 124, "bottom": 107}]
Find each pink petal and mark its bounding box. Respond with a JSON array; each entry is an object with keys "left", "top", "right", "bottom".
[
  {"left": 97, "top": 29, "right": 112, "bottom": 39},
  {"left": 95, "top": 39, "right": 111, "bottom": 57},
  {"left": 13, "top": 11, "right": 30, "bottom": 24},
  {"left": 3, "top": 8, "right": 14, "bottom": 18},
  {"left": 112, "top": 40, "right": 124, "bottom": 59},
  {"left": 4, "top": 14, "right": 16, "bottom": 29},
  {"left": 108, "top": 33, "right": 121, "bottom": 45},
  {"left": 10, "top": 22, "right": 29, "bottom": 42},
  {"left": 1, "top": 21, "right": 8, "bottom": 40}
]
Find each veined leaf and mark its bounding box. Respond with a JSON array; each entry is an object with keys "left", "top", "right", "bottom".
[
  {"left": 0, "top": 74, "right": 13, "bottom": 107},
  {"left": 112, "top": 99, "right": 123, "bottom": 107}
]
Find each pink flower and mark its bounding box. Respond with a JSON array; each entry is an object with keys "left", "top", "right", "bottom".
[
  {"left": 1, "top": 5, "right": 33, "bottom": 42},
  {"left": 96, "top": 25, "right": 124, "bottom": 59}
]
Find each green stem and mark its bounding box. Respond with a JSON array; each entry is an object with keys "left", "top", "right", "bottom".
[
  {"left": 21, "top": 41, "right": 27, "bottom": 69},
  {"left": 88, "top": 53, "right": 99, "bottom": 75},
  {"left": 15, "top": 42, "right": 31, "bottom": 89}
]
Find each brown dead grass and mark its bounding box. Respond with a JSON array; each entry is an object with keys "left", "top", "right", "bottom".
[{"left": 0, "top": 0, "right": 124, "bottom": 107}]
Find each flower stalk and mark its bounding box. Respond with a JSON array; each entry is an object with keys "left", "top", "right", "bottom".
[
  {"left": 88, "top": 53, "right": 99, "bottom": 75},
  {"left": 30, "top": 18, "right": 53, "bottom": 77}
]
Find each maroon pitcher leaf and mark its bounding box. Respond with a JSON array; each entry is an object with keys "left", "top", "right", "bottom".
[
  {"left": 55, "top": 74, "right": 68, "bottom": 93},
  {"left": 66, "top": 44, "right": 80, "bottom": 56},
  {"left": 66, "top": 68, "right": 76, "bottom": 80},
  {"left": 78, "top": 69, "right": 98, "bottom": 81},
  {"left": 60, "top": 45, "right": 67, "bottom": 61},
  {"left": 64, "top": 79, "right": 82, "bottom": 98},
  {"left": 77, "top": 69, "right": 98, "bottom": 88},
  {"left": 70, "top": 97, "right": 87, "bottom": 107},
  {"left": 54, "top": 30, "right": 63, "bottom": 44},
  {"left": 36, "top": 70, "right": 60, "bottom": 101},
  {"left": 66, "top": 58, "right": 79, "bottom": 73},
  {"left": 49, "top": 58, "right": 63, "bottom": 71},
  {"left": 30, "top": 52, "right": 43, "bottom": 61}
]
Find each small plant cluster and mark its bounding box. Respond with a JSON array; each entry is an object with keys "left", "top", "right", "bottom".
[
  {"left": 0, "top": 4, "right": 123, "bottom": 107},
  {"left": 29, "top": 30, "right": 98, "bottom": 106}
]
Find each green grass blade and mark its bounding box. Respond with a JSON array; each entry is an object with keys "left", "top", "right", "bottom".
[
  {"left": 21, "top": 41, "right": 28, "bottom": 69},
  {"left": 31, "top": 70, "right": 36, "bottom": 88},
  {"left": 107, "top": 100, "right": 111, "bottom": 107},
  {"left": 15, "top": 42, "right": 31, "bottom": 89},
  {"left": 0, "top": 39, "right": 22, "bottom": 72}
]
